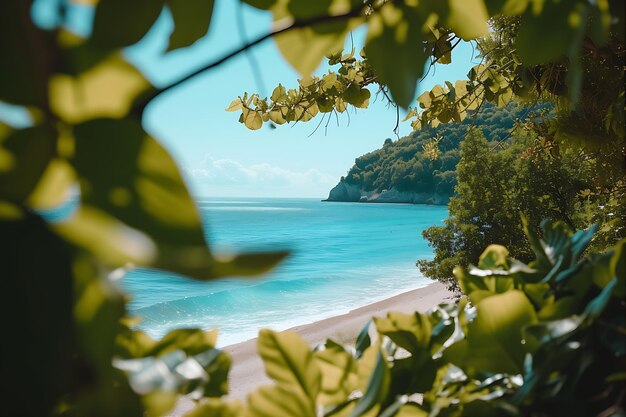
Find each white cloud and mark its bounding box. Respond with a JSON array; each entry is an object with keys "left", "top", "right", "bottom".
[{"left": 184, "top": 156, "right": 337, "bottom": 197}]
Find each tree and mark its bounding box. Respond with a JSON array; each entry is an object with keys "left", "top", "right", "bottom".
[
  {"left": 0, "top": 0, "right": 624, "bottom": 416},
  {"left": 418, "top": 125, "right": 600, "bottom": 290}
]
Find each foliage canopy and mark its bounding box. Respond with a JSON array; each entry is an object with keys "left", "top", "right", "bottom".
[{"left": 0, "top": 0, "right": 624, "bottom": 416}]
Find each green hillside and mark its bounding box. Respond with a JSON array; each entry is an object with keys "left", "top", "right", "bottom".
[{"left": 338, "top": 102, "right": 539, "bottom": 201}]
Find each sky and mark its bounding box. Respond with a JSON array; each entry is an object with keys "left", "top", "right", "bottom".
[{"left": 3, "top": 0, "right": 479, "bottom": 198}]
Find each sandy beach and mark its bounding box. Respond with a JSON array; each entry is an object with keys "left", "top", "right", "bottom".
[{"left": 168, "top": 281, "right": 452, "bottom": 416}]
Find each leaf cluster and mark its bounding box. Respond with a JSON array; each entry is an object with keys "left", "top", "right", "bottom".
[
  {"left": 418, "top": 123, "right": 623, "bottom": 291},
  {"left": 1, "top": 1, "right": 287, "bottom": 415},
  {"left": 226, "top": 49, "right": 376, "bottom": 130},
  {"left": 187, "top": 222, "right": 626, "bottom": 417}
]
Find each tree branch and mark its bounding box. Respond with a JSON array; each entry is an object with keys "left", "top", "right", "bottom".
[
  {"left": 132, "top": 4, "right": 370, "bottom": 117},
  {"left": 431, "top": 36, "right": 462, "bottom": 66}
]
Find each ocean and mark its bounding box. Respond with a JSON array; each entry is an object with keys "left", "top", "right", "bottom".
[{"left": 121, "top": 198, "right": 448, "bottom": 347}]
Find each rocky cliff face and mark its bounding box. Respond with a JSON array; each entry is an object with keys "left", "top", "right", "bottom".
[{"left": 324, "top": 182, "right": 450, "bottom": 205}]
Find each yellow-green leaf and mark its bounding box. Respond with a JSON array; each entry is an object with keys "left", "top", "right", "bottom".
[
  {"left": 373, "top": 312, "right": 432, "bottom": 354},
  {"left": 27, "top": 158, "right": 75, "bottom": 210},
  {"left": 449, "top": 290, "right": 537, "bottom": 375},
  {"left": 314, "top": 340, "right": 358, "bottom": 405},
  {"left": 54, "top": 205, "right": 158, "bottom": 267},
  {"left": 366, "top": 4, "right": 427, "bottom": 108},
  {"left": 247, "top": 384, "right": 315, "bottom": 417},
  {"left": 226, "top": 98, "right": 244, "bottom": 112},
  {"left": 349, "top": 349, "right": 389, "bottom": 417},
  {"left": 183, "top": 399, "right": 244, "bottom": 417},
  {"left": 49, "top": 54, "right": 152, "bottom": 124},
  {"left": 257, "top": 330, "right": 321, "bottom": 399},
  {"left": 273, "top": 1, "right": 361, "bottom": 76},
  {"left": 70, "top": 118, "right": 287, "bottom": 278},
  {"left": 242, "top": 108, "right": 263, "bottom": 130},
  {"left": 147, "top": 328, "right": 217, "bottom": 357},
  {"left": 447, "top": 0, "right": 489, "bottom": 40}
]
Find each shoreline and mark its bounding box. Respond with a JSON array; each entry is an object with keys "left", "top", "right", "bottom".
[{"left": 168, "top": 281, "right": 452, "bottom": 416}]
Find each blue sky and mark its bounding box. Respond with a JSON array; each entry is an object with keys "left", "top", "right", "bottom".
[{"left": 4, "top": 0, "right": 479, "bottom": 198}]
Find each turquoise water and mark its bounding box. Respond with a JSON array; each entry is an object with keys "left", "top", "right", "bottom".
[{"left": 122, "top": 198, "right": 447, "bottom": 346}]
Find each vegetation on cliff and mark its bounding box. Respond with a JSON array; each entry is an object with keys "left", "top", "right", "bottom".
[{"left": 335, "top": 102, "right": 540, "bottom": 202}]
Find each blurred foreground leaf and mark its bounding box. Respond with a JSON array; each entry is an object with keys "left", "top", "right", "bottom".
[{"left": 65, "top": 118, "right": 287, "bottom": 278}]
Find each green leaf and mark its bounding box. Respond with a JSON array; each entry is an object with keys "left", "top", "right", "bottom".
[
  {"left": 248, "top": 384, "right": 316, "bottom": 417},
  {"left": 242, "top": 108, "right": 263, "bottom": 130},
  {"left": 417, "top": 91, "right": 432, "bottom": 109},
  {"left": 274, "top": 14, "right": 357, "bottom": 76},
  {"left": 91, "top": 0, "right": 165, "bottom": 48},
  {"left": 523, "top": 317, "right": 582, "bottom": 352},
  {"left": 70, "top": 118, "right": 287, "bottom": 278},
  {"left": 540, "top": 219, "right": 573, "bottom": 265},
  {"left": 142, "top": 390, "right": 178, "bottom": 417},
  {"left": 287, "top": 0, "right": 333, "bottom": 19},
  {"left": 478, "top": 244, "right": 509, "bottom": 270},
  {"left": 49, "top": 53, "right": 152, "bottom": 124},
  {"left": 27, "top": 158, "right": 75, "bottom": 211},
  {"left": 314, "top": 340, "right": 358, "bottom": 405},
  {"left": 183, "top": 399, "right": 243, "bottom": 417},
  {"left": 394, "top": 404, "right": 428, "bottom": 417},
  {"left": 271, "top": 84, "right": 288, "bottom": 102},
  {"left": 374, "top": 312, "right": 432, "bottom": 354},
  {"left": 349, "top": 349, "right": 389, "bottom": 417},
  {"left": 389, "top": 354, "right": 437, "bottom": 394},
  {"left": 166, "top": 0, "right": 215, "bottom": 51},
  {"left": 515, "top": 1, "right": 579, "bottom": 65},
  {"left": 432, "top": 35, "right": 452, "bottom": 64},
  {"left": 54, "top": 205, "right": 157, "bottom": 267},
  {"left": 584, "top": 276, "right": 618, "bottom": 321},
  {"left": 570, "top": 224, "right": 598, "bottom": 263},
  {"left": 343, "top": 84, "right": 371, "bottom": 108},
  {"left": 521, "top": 215, "right": 552, "bottom": 272},
  {"left": 484, "top": 0, "right": 530, "bottom": 16},
  {"left": 447, "top": 0, "right": 490, "bottom": 40},
  {"left": 355, "top": 320, "right": 372, "bottom": 358},
  {"left": 451, "top": 290, "right": 537, "bottom": 374},
  {"left": 609, "top": 238, "right": 626, "bottom": 297},
  {"left": 225, "top": 98, "right": 244, "bottom": 112},
  {"left": 197, "top": 348, "right": 232, "bottom": 397},
  {"left": 428, "top": 306, "right": 456, "bottom": 354},
  {"left": 146, "top": 328, "right": 217, "bottom": 357},
  {"left": 257, "top": 330, "right": 321, "bottom": 399},
  {"left": 366, "top": 5, "right": 427, "bottom": 108},
  {"left": 0, "top": 126, "right": 56, "bottom": 204}
]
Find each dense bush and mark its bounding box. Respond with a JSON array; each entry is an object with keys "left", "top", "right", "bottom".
[
  {"left": 416, "top": 124, "right": 613, "bottom": 290},
  {"left": 181, "top": 221, "right": 625, "bottom": 417}
]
